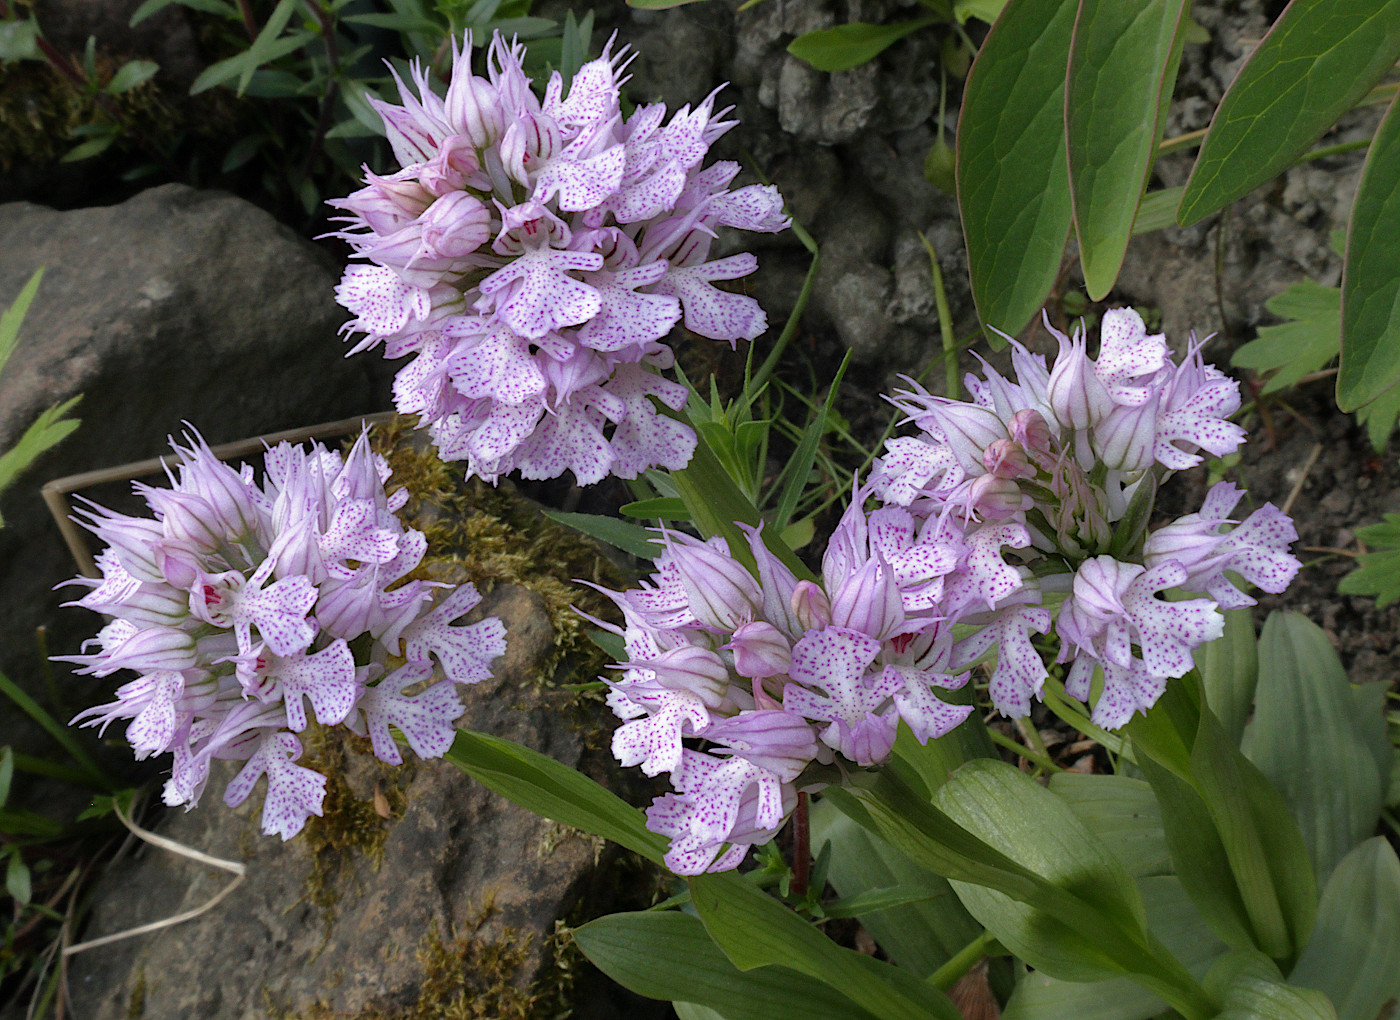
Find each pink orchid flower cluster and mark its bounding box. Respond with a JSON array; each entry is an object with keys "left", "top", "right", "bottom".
[
  {"left": 330, "top": 32, "right": 788, "bottom": 486},
  {"left": 593, "top": 308, "right": 1300, "bottom": 875},
  {"left": 62, "top": 433, "right": 505, "bottom": 840}
]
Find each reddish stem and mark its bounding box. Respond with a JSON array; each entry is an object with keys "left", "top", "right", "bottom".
[{"left": 791, "top": 791, "right": 811, "bottom": 900}]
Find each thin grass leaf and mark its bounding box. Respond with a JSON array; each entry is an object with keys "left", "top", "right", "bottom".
[{"left": 772, "top": 352, "right": 850, "bottom": 533}]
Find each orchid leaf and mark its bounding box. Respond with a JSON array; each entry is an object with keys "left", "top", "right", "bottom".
[
  {"left": 1242, "top": 612, "right": 1383, "bottom": 883},
  {"left": 1178, "top": 0, "right": 1400, "bottom": 226},
  {"left": 958, "top": 0, "right": 1077, "bottom": 342},
  {"left": 574, "top": 911, "right": 883, "bottom": 1020}
]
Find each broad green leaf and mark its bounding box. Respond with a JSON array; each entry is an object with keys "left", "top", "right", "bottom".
[
  {"left": 690, "top": 872, "right": 961, "bottom": 1020},
  {"left": 786, "top": 18, "right": 938, "bottom": 74},
  {"left": 1341, "top": 88, "right": 1400, "bottom": 411},
  {"left": 1049, "top": 773, "right": 1171, "bottom": 878},
  {"left": 810, "top": 798, "right": 980, "bottom": 976},
  {"left": 1232, "top": 282, "right": 1340, "bottom": 395},
  {"left": 1290, "top": 838, "right": 1400, "bottom": 1020},
  {"left": 1003, "top": 876, "right": 1226, "bottom": 1020},
  {"left": 1131, "top": 186, "right": 1185, "bottom": 236},
  {"left": 105, "top": 59, "right": 159, "bottom": 94},
  {"left": 1242, "top": 612, "right": 1383, "bottom": 883},
  {"left": 957, "top": 0, "right": 1077, "bottom": 342},
  {"left": 1179, "top": 1, "right": 1400, "bottom": 226},
  {"left": 1132, "top": 677, "right": 1317, "bottom": 962},
  {"left": 1338, "top": 513, "right": 1400, "bottom": 605},
  {"left": 443, "top": 730, "right": 667, "bottom": 864},
  {"left": 1195, "top": 607, "right": 1258, "bottom": 747},
  {"left": 573, "top": 911, "right": 883, "bottom": 1020},
  {"left": 6, "top": 852, "right": 30, "bottom": 904},
  {"left": 1066, "top": 0, "right": 1190, "bottom": 299},
  {"left": 542, "top": 510, "right": 659, "bottom": 560},
  {"left": 1215, "top": 975, "right": 1337, "bottom": 1020},
  {"left": 673, "top": 1006, "right": 726, "bottom": 1020},
  {"left": 1355, "top": 383, "right": 1400, "bottom": 450}
]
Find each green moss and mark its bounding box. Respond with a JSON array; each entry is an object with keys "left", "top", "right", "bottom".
[
  {"left": 124, "top": 967, "right": 147, "bottom": 1019},
  {"left": 296, "top": 725, "right": 413, "bottom": 928},
  {"left": 370, "top": 417, "right": 627, "bottom": 694}
]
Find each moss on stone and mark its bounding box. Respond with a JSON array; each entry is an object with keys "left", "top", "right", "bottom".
[{"left": 124, "top": 967, "right": 147, "bottom": 1019}]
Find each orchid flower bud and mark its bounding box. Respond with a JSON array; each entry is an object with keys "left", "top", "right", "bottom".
[
  {"left": 420, "top": 192, "right": 493, "bottom": 258},
  {"left": 1010, "top": 409, "right": 1057, "bottom": 469},
  {"left": 828, "top": 559, "right": 905, "bottom": 641},
  {"left": 644, "top": 646, "right": 732, "bottom": 708},
  {"left": 789, "top": 580, "right": 832, "bottom": 631},
  {"left": 1047, "top": 331, "right": 1112, "bottom": 431},
  {"left": 1094, "top": 393, "right": 1159, "bottom": 473},
  {"left": 724, "top": 621, "right": 792, "bottom": 679},
  {"left": 666, "top": 536, "right": 762, "bottom": 631},
  {"left": 445, "top": 69, "right": 504, "bottom": 148},
  {"left": 983, "top": 439, "right": 1035, "bottom": 480},
  {"left": 926, "top": 402, "right": 1009, "bottom": 474},
  {"left": 965, "top": 474, "right": 1026, "bottom": 520}
]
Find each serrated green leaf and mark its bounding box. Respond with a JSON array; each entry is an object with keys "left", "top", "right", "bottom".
[
  {"left": 1339, "top": 512, "right": 1400, "bottom": 604},
  {"left": 690, "top": 871, "right": 961, "bottom": 1020},
  {"left": 105, "top": 59, "right": 159, "bottom": 94},
  {"left": 1233, "top": 281, "right": 1340, "bottom": 394},
  {"left": 542, "top": 510, "right": 659, "bottom": 559},
  {"left": 1066, "top": 0, "right": 1190, "bottom": 299},
  {"left": 574, "top": 911, "right": 883, "bottom": 1020},
  {"left": 1341, "top": 88, "right": 1400, "bottom": 411},
  {"left": 810, "top": 798, "right": 979, "bottom": 975},
  {"left": 0, "top": 396, "right": 79, "bottom": 494},
  {"left": 1290, "top": 838, "right": 1400, "bottom": 1019},
  {"left": 444, "top": 730, "right": 667, "bottom": 863},
  {"left": 1179, "top": 0, "right": 1400, "bottom": 226},
  {"left": 787, "top": 18, "right": 938, "bottom": 73},
  {"left": 1242, "top": 612, "right": 1383, "bottom": 884},
  {"left": 957, "top": 0, "right": 1077, "bottom": 342}
]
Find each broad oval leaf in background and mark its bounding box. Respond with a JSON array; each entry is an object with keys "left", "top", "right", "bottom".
[
  {"left": 1241, "top": 613, "right": 1384, "bottom": 885},
  {"left": 787, "top": 18, "right": 939, "bottom": 73},
  {"left": 573, "top": 911, "right": 884, "bottom": 1020},
  {"left": 1177, "top": 0, "right": 1400, "bottom": 226},
  {"left": 1065, "top": 0, "right": 1190, "bottom": 300},
  {"left": 957, "top": 0, "right": 1077, "bottom": 344},
  {"left": 1340, "top": 89, "right": 1400, "bottom": 413},
  {"left": 1289, "top": 838, "right": 1400, "bottom": 1020}
]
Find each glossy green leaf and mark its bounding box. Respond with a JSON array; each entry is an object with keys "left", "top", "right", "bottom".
[
  {"left": 1232, "top": 282, "right": 1341, "bottom": 396},
  {"left": 1341, "top": 89, "right": 1400, "bottom": 411},
  {"left": 1066, "top": 0, "right": 1190, "bottom": 299},
  {"left": 1290, "top": 838, "right": 1400, "bottom": 1019},
  {"left": 1242, "top": 612, "right": 1383, "bottom": 883},
  {"left": 573, "top": 911, "right": 883, "bottom": 1020},
  {"left": 957, "top": 0, "right": 1077, "bottom": 342},
  {"left": 6, "top": 852, "right": 30, "bottom": 904},
  {"left": 542, "top": 510, "right": 659, "bottom": 559},
  {"left": 1179, "top": 0, "right": 1400, "bottom": 226},
  {"left": 618, "top": 497, "right": 689, "bottom": 520},
  {"left": 810, "top": 798, "right": 980, "bottom": 976},
  {"left": 1003, "top": 876, "right": 1225, "bottom": 1020},
  {"left": 1215, "top": 974, "right": 1337, "bottom": 1020},
  {"left": 443, "top": 730, "right": 666, "bottom": 864},
  {"left": 1195, "top": 607, "right": 1258, "bottom": 747},
  {"left": 955, "top": 0, "right": 1009, "bottom": 23},
  {"left": 787, "top": 17, "right": 939, "bottom": 73},
  {"left": 673, "top": 1005, "right": 726, "bottom": 1020},
  {"left": 689, "top": 871, "right": 961, "bottom": 1020},
  {"left": 1049, "top": 773, "right": 1171, "bottom": 878}
]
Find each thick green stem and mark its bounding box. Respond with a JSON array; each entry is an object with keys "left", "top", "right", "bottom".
[{"left": 928, "top": 929, "right": 997, "bottom": 990}]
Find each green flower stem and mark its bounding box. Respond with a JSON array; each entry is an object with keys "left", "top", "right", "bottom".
[
  {"left": 927, "top": 929, "right": 998, "bottom": 990},
  {"left": 985, "top": 726, "right": 1062, "bottom": 774},
  {"left": 919, "top": 232, "right": 960, "bottom": 400},
  {"left": 1041, "top": 675, "right": 1134, "bottom": 763}
]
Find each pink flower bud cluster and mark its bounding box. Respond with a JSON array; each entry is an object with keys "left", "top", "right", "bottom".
[
  {"left": 869, "top": 308, "right": 1300, "bottom": 729},
  {"left": 586, "top": 491, "right": 1070, "bottom": 874},
  {"left": 61, "top": 432, "right": 505, "bottom": 840},
  {"left": 329, "top": 33, "right": 789, "bottom": 486}
]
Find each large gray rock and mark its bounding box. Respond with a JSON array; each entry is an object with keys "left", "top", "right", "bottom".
[
  {"left": 0, "top": 184, "right": 381, "bottom": 758},
  {"left": 65, "top": 583, "right": 661, "bottom": 1020}
]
